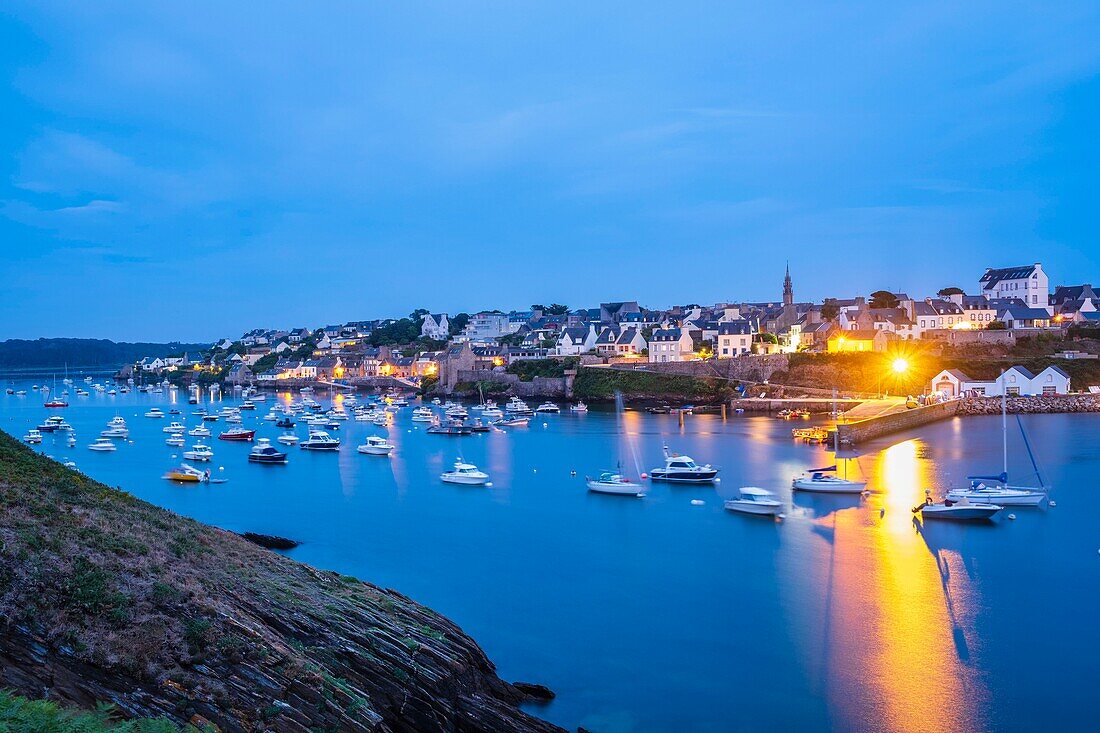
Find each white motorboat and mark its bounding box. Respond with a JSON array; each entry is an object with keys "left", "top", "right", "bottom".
[
  {"left": 188, "top": 425, "right": 211, "bottom": 437},
  {"left": 88, "top": 438, "right": 117, "bottom": 451},
  {"left": 162, "top": 421, "right": 187, "bottom": 434},
  {"left": 570, "top": 401, "right": 588, "bottom": 413},
  {"left": 276, "top": 433, "right": 299, "bottom": 445},
  {"left": 357, "top": 436, "right": 395, "bottom": 456},
  {"left": 67, "top": 434, "right": 77, "bottom": 447},
  {"left": 165, "top": 434, "right": 185, "bottom": 447},
  {"left": 586, "top": 471, "right": 645, "bottom": 496},
  {"left": 108, "top": 416, "right": 127, "bottom": 429},
  {"left": 445, "top": 406, "right": 469, "bottom": 419},
  {"left": 100, "top": 427, "right": 129, "bottom": 438},
  {"left": 441, "top": 460, "right": 489, "bottom": 485},
  {"left": 914, "top": 492, "right": 1003, "bottom": 521},
  {"left": 22, "top": 429, "right": 43, "bottom": 444},
  {"left": 649, "top": 447, "right": 719, "bottom": 484},
  {"left": 300, "top": 430, "right": 341, "bottom": 451},
  {"left": 183, "top": 444, "right": 214, "bottom": 462},
  {"left": 535, "top": 402, "right": 560, "bottom": 413},
  {"left": 481, "top": 407, "right": 503, "bottom": 419},
  {"left": 412, "top": 406, "right": 434, "bottom": 422},
  {"left": 505, "top": 397, "right": 532, "bottom": 415},
  {"left": 144, "top": 408, "right": 165, "bottom": 418},
  {"left": 724, "top": 487, "right": 783, "bottom": 516}
]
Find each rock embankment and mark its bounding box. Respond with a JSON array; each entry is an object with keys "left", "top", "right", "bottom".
[
  {"left": 955, "top": 394, "right": 1100, "bottom": 415},
  {"left": 0, "top": 432, "right": 564, "bottom": 733}
]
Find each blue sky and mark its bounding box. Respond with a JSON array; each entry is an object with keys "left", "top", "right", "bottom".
[{"left": 2, "top": 1, "right": 1098, "bottom": 341}]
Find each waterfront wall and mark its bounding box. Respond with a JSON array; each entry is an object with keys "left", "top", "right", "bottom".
[
  {"left": 453, "top": 369, "right": 567, "bottom": 398},
  {"left": 837, "top": 400, "right": 960, "bottom": 445},
  {"left": 955, "top": 394, "right": 1100, "bottom": 415},
  {"left": 613, "top": 355, "right": 791, "bottom": 382},
  {"left": 731, "top": 398, "right": 865, "bottom": 413}
]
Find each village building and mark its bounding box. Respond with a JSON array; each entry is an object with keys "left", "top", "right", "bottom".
[{"left": 979, "top": 263, "right": 1051, "bottom": 314}]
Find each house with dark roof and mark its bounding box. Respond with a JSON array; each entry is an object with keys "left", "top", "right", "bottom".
[
  {"left": 421, "top": 313, "right": 450, "bottom": 340},
  {"left": 600, "top": 302, "right": 642, "bottom": 323},
  {"left": 827, "top": 329, "right": 891, "bottom": 353},
  {"left": 961, "top": 365, "right": 1069, "bottom": 396},
  {"left": 995, "top": 304, "right": 1052, "bottom": 330},
  {"left": 979, "top": 263, "right": 1050, "bottom": 313},
  {"left": 553, "top": 325, "right": 598, "bottom": 356},
  {"left": 717, "top": 320, "right": 754, "bottom": 357},
  {"left": 648, "top": 328, "right": 694, "bottom": 362}
]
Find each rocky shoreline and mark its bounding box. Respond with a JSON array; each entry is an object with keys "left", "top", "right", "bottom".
[
  {"left": 955, "top": 394, "right": 1100, "bottom": 415},
  {"left": 0, "top": 433, "right": 565, "bottom": 733}
]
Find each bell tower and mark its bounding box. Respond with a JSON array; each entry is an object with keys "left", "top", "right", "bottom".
[{"left": 783, "top": 262, "right": 793, "bottom": 307}]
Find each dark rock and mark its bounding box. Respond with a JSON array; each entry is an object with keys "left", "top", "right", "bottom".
[
  {"left": 239, "top": 532, "right": 300, "bottom": 550},
  {"left": 513, "top": 681, "right": 556, "bottom": 701}
]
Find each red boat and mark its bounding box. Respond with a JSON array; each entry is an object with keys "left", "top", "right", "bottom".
[
  {"left": 43, "top": 399, "right": 69, "bottom": 408},
  {"left": 218, "top": 428, "right": 255, "bottom": 442}
]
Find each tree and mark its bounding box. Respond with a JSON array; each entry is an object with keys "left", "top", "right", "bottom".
[
  {"left": 820, "top": 303, "right": 839, "bottom": 322},
  {"left": 448, "top": 313, "right": 470, "bottom": 336},
  {"left": 545, "top": 303, "right": 569, "bottom": 315},
  {"left": 938, "top": 287, "right": 965, "bottom": 298},
  {"left": 986, "top": 320, "right": 1007, "bottom": 331},
  {"left": 869, "top": 290, "right": 899, "bottom": 309}
]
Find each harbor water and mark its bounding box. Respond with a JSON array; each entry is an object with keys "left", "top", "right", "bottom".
[{"left": 1, "top": 375, "right": 1096, "bottom": 732}]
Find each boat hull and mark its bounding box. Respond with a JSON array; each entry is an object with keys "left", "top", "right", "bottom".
[
  {"left": 792, "top": 478, "right": 866, "bottom": 493},
  {"left": 248, "top": 454, "right": 288, "bottom": 464},
  {"left": 921, "top": 504, "right": 1002, "bottom": 520},
  {"left": 946, "top": 489, "right": 1045, "bottom": 506},
  {"left": 724, "top": 499, "right": 781, "bottom": 516},
  {"left": 586, "top": 481, "right": 644, "bottom": 495},
  {"left": 649, "top": 469, "right": 719, "bottom": 483},
  {"left": 441, "top": 474, "right": 488, "bottom": 485},
  {"left": 357, "top": 446, "right": 393, "bottom": 455}
]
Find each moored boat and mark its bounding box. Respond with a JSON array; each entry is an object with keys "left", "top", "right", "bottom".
[
  {"left": 218, "top": 427, "right": 256, "bottom": 442},
  {"left": 724, "top": 487, "right": 783, "bottom": 516},
  {"left": 249, "top": 438, "right": 289, "bottom": 464},
  {"left": 440, "top": 459, "right": 489, "bottom": 485},
  {"left": 649, "top": 446, "right": 718, "bottom": 484},
  {"left": 586, "top": 471, "right": 645, "bottom": 496},
  {"left": 300, "top": 430, "right": 341, "bottom": 451},
  {"left": 163, "top": 463, "right": 210, "bottom": 482},
  {"left": 357, "top": 436, "right": 395, "bottom": 456}
]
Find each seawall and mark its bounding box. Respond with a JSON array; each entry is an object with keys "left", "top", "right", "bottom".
[
  {"left": 955, "top": 394, "right": 1100, "bottom": 415},
  {"left": 837, "top": 400, "right": 960, "bottom": 445}
]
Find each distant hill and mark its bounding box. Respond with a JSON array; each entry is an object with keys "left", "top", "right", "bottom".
[{"left": 0, "top": 338, "right": 210, "bottom": 369}]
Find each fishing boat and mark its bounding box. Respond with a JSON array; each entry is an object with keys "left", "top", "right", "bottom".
[
  {"left": 188, "top": 425, "right": 211, "bottom": 437},
  {"left": 913, "top": 491, "right": 1002, "bottom": 521},
  {"left": 586, "top": 470, "right": 645, "bottom": 496},
  {"left": 22, "top": 429, "right": 43, "bottom": 444},
  {"left": 163, "top": 464, "right": 209, "bottom": 483},
  {"left": 357, "top": 436, "right": 395, "bottom": 456},
  {"left": 300, "top": 430, "right": 341, "bottom": 451},
  {"left": 427, "top": 420, "right": 473, "bottom": 435},
  {"left": 218, "top": 427, "right": 255, "bottom": 442},
  {"left": 947, "top": 384, "right": 1047, "bottom": 506},
  {"left": 88, "top": 438, "right": 117, "bottom": 451},
  {"left": 440, "top": 459, "right": 489, "bottom": 485},
  {"left": 648, "top": 446, "right": 719, "bottom": 484},
  {"left": 724, "top": 487, "right": 783, "bottom": 516},
  {"left": 570, "top": 402, "right": 588, "bottom": 413},
  {"left": 535, "top": 402, "right": 560, "bottom": 413},
  {"left": 248, "top": 438, "right": 289, "bottom": 464},
  {"left": 183, "top": 444, "right": 214, "bottom": 462},
  {"left": 162, "top": 421, "right": 187, "bottom": 434}
]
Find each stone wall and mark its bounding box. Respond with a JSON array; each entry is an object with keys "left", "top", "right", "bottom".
[
  {"left": 615, "top": 355, "right": 790, "bottom": 382},
  {"left": 837, "top": 400, "right": 960, "bottom": 445},
  {"left": 923, "top": 329, "right": 1017, "bottom": 346},
  {"left": 955, "top": 394, "right": 1100, "bottom": 415},
  {"left": 453, "top": 369, "right": 567, "bottom": 398}
]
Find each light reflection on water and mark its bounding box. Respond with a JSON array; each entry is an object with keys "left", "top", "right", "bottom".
[{"left": 0, "top": 380, "right": 1095, "bottom": 733}]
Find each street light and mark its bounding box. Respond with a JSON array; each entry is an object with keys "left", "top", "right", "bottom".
[{"left": 891, "top": 357, "right": 909, "bottom": 374}]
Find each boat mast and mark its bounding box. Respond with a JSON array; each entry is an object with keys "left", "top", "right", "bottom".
[{"left": 1001, "top": 371, "right": 1008, "bottom": 480}]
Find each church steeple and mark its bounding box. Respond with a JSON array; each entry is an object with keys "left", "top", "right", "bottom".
[{"left": 782, "top": 262, "right": 793, "bottom": 307}]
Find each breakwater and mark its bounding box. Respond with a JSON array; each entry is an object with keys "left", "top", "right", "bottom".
[
  {"left": 956, "top": 394, "right": 1100, "bottom": 415},
  {"left": 837, "top": 400, "right": 960, "bottom": 445}
]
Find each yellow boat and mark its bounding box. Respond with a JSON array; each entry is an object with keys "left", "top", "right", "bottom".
[{"left": 162, "top": 464, "right": 209, "bottom": 483}]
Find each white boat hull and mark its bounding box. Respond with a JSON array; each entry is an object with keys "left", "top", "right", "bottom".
[
  {"left": 792, "top": 477, "right": 866, "bottom": 493},
  {"left": 357, "top": 445, "right": 393, "bottom": 455},
  {"left": 946, "top": 488, "right": 1045, "bottom": 506},
  {"left": 586, "top": 480, "right": 644, "bottom": 495},
  {"left": 921, "top": 503, "right": 1002, "bottom": 520},
  {"left": 724, "top": 499, "right": 782, "bottom": 516},
  {"left": 441, "top": 474, "right": 488, "bottom": 485}
]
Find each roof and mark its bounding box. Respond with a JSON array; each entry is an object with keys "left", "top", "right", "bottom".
[
  {"left": 560, "top": 327, "right": 591, "bottom": 342},
  {"left": 1003, "top": 365, "right": 1035, "bottom": 380},
  {"left": 1037, "top": 365, "right": 1070, "bottom": 379},
  {"left": 594, "top": 328, "right": 619, "bottom": 345},
  {"left": 980, "top": 265, "right": 1038, "bottom": 290},
  {"left": 912, "top": 299, "right": 963, "bottom": 316},
  {"left": 936, "top": 369, "right": 972, "bottom": 382},
  {"left": 998, "top": 306, "right": 1050, "bottom": 321},
  {"left": 616, "top": 328, "right": 641, "bottom": 344},
  {"left": 651, "top": 328, "right": 684, "bottom": 341},
  {"left": 718, "top": 321, "right": 752, "bottom": 336},
  {"left": 831, "top": 329, "right": 882, "bottom": 340}
]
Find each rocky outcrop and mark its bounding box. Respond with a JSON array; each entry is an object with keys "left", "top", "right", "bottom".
[
  {"left": 0, "top": 432, "right": 564, "bottom": 733},
  {"left": 956, "top": 394, "right": 1100, "bottom": 415}
]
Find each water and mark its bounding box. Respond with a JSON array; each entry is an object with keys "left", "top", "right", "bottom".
[{"left": 1, "top": 375, "right": 1096, "bottom": 732}]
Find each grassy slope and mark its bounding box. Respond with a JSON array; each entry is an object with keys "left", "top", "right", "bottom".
[
  {"left": 0, "top": 432, "right": 561, "bottom": 733},
  {"left": 0, "top": 690, "right": 189, "bottom": 732}
]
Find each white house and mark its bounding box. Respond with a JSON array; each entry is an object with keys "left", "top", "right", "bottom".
[
  {"left": 929, "top": 369, "right": 972, "bottom": 398},
  {"left": 421, "top": 313, "right": 450, "bottom": 340},
  {"left": 961, "top": 365, "right": 1070, "bottom": 397},
  {"left": 554, "top": 325, "right": 598, "bottom": 356},
  {"left": 717, "top": 320, "right": 753, "bottom": 357},
  {"left": 979, "top": 263, "right": 1051, "bottom": 314},
  {"left": 995, "top": 304, "right": 1052, "bottom": 330},
  {"left": 463, "top": 312, "right": 518, "bottom": 341},
  {"left": 648, "top": 328, "right": 695, "bottom": 362}
]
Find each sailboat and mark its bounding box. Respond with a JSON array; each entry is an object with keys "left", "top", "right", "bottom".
[
  {"left": 792, "top": 427, "right": 866, "bottom": 493},
  {"left": 947, "top": 382, "right": 1047, "bottom": 506}
]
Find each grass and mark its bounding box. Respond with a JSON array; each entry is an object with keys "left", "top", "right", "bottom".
[
  {"left": 572, "top": 367, "right": 735, "bottom": 402},
  {"left": 0, "top": 690, "right": 195, "bottom": 732}
]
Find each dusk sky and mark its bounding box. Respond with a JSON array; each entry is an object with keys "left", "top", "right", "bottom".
[{"left": 2, "top": 2, "right": 1098, "bottom": 342}]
